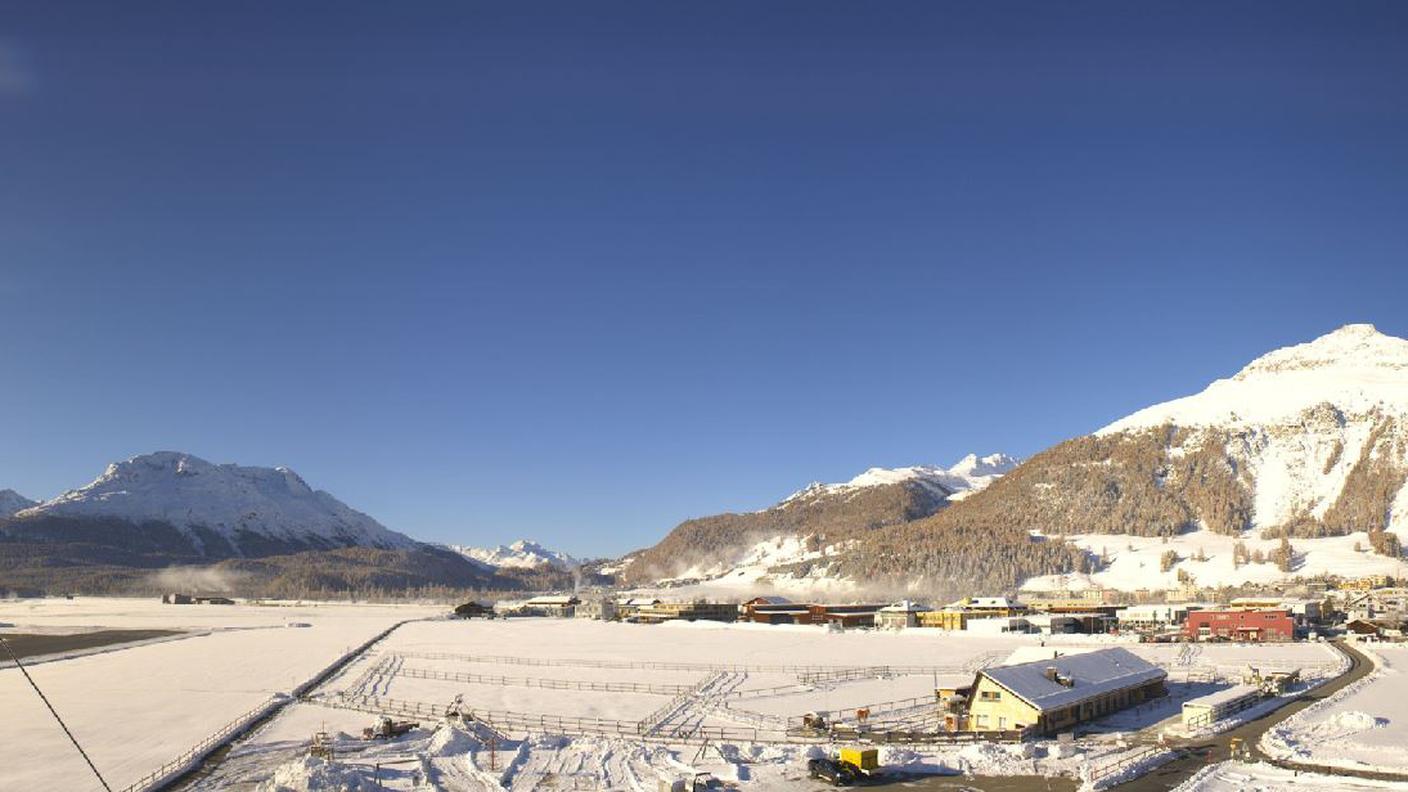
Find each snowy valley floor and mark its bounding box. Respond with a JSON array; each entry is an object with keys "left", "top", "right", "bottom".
[{"left": 0, "top": 600, "right": 1389, "bottom": 792}]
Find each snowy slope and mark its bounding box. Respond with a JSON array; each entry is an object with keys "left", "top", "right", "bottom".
[
  {"left": 448, "top": 539, "right": 579, "bottom": 570},
  {"left": 0, "top": 489, "right": 36, "bottom": 518},
  {"left": 13, "top": 451, "right": 418, "bottom": 552},
  {"left": 1018, "top": 323, "right": 1408, "bottom": 591},
  {"left": 782, "top": 452, "right": 1018, "bottom": 506}
]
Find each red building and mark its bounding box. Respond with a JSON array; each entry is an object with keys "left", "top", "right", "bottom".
[{"left": 1184, "top": 609, "right": 1294, "bottom": 642}]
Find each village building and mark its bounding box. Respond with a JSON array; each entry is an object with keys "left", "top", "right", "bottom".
[
  {"left": 963, "top": 616, "right": 1032, "bottom": 635},
  {"left": 948, "top": 596, "right": 1028, "bottom": 617},
  {"left": 875, "top": 600, "right": 929, "bottom": 629},
  {"left": 955, "top": 647, "right": 1167, "bottom": 735},
  {"left": 1025, "top": 597, "right": 1120, "bottom": 617},
  {"left": 194, "top": 596, "right": 235, "bottom": 605},
  {"left": 452, "top": 601, "right": 494, "bottom": 619},
  {"left": 1346, "top": 587, "right": 1408, "bottom": 621},
  {"left": 522, "top": 594, "right": 580, "bottom": 618},
  {"left": 1184, "top": 608, "right": 1295, "bottom": 642},
  {"left": 162, "top": 593, "right": 195, "bottom": 604},
  {"left": 1229, "top": 596, "right": 1324, "bottom": 626},
  {"left": 615, "top": 597, "right": 661, "bottom": 620},
  {"left": 1116, "top": 604, "right": 1195, "bottom": 631},
  {"left": 574, "top": 596, "right": 618, "bottom": 621},
  {"left": 918, "top": 609, "right": 969, "bottom": 630},
  {"left": 739, "top": 596, "right": 809, "bottom": 624},
  {"left": 633, "top": 600, "right": 738, "bottom": 624},
  {"left": 1024, "top": 612, "right": 1113, "bottom": 635}
]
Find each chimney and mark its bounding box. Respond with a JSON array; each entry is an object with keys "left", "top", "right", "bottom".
[{"left": 1044, "top": 667, "right": 1059, "bottom": 682}]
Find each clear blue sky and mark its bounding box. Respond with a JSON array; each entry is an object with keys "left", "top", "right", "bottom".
[{"left": 3, "top": 2, "right": 1407, "bottom": 557}]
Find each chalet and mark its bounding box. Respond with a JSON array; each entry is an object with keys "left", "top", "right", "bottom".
[
  {"left": 1184, "top": 609, "right": 1294, "bottom": 642},
  {"left": 810, "top": 604, "right": 881, "bottom": 628},
  {"left": 1347, "top": 588, "right": 1408, "bottom": 621},
  {"left": 452, "top": 601, "right": 494, "bottom": 619},
  {"left": 955, "top": 648, "right": 1166, "bottom": 735}
]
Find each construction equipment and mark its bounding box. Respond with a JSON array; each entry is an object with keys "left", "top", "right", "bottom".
[
  {"left": 838, "top": 747, "right": 879, "bottom": 776},
  {"left": 362, "top": 715, "right": 419, "bottom": 740},
  {"left": 309, "top": 730, "right": 335, "bottom": 760}
]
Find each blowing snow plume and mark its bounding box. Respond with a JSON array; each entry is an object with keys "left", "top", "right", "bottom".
[{"left": 147, "top": 566, "right": 249, "bottom": 594}]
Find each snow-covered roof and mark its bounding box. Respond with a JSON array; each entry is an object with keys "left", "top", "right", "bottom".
[
  {"left": 747, "top": 596, "right": 793, "bottom": 605},
  {"left": 1182, "top": 685, "right": 1261, "bottom": 709},
  {"left": 952, "top": 596, "right": 1023, "bottom": 609},
  {"left": 979, "top": 647, "right": 1166, "bottom": 714},
  {"left": 524, "top": 595, "right": 578, "bottom": 605},
  {"left": 880, "top": 600, "right": 928, "bottom": 612}
]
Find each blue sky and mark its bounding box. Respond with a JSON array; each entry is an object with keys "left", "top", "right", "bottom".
[{"left": 3, "top": 2, "right": 1407, "bottom": 556}]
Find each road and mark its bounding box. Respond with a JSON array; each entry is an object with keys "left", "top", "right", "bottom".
[{"left": 1113, "top": 640, "right": 1379, "bottom": 791}]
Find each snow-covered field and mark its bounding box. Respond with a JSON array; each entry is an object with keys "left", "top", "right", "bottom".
[
  {"left": 1262, "top": 644, "right": 1408, "bottom": 775},
  {"left": 1175, "top": 761, "right": 1408, "bottom": 792},
  {"left": 0, "top": 597, "right": 443, "bottom": 791},
  {"left": 1, "top": 600, "right": 1356, "bottom": 792},
  {"left": 177, "top": 618, "right": 1337, "bottom": 791}
]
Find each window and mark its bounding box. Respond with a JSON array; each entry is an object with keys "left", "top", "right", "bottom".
[
  {"left": 999, "top": 717, "right": 1008, "bottom": 729},
  {"left": 980, "top": 690, "right": 1001, "bottom": 701}
]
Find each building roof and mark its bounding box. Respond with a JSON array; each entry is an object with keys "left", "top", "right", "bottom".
[
  {"left": 746, "top": 596, "right": 793, "bottom": 605},
  {"left": 880, "top": 600, "right": 928, "bottom": 613},
  {"left": 979, "top": 647, "right": 1166, "bottom": 714},
  {"left": 525, "top": 595, "right": 578, "bottom": 605},
  {"left": 953, "top": 596, "right": 1023, "bottom": 609}
]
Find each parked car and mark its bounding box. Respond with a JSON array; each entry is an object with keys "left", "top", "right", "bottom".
[{"left": 806, "top": 758, "right": 856, "bottom": 786}]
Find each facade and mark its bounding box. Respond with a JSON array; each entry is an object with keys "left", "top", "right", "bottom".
[
  {"left": 958, "top": 647, "right": 1167, "bottom": 735},
  {"left": 616, "top": 597, "right": 661, "bottom": 620},
  {"left": 948, "top": 596, "right": 1028, "bottom": 617},
  {"left": 1116, "top": 604, "right": 1193, "bottom": 631},
  {"left": 634, "top": 601, "right": 738, "bottom": 624},
  {"left": 964, "top": 616, "right": 1031, "bottom": 635},
  {"left": 523, "top": 595, "right": 580, "bottom": 618},
  {"left": 919, "top": 609, "right": 969, "bottom": 630},
  {"left": 1347, "top": 588, "right": 1408, "bottom": 621},
  {"left": 875, "top": 601, "right": 929, "bottom": 629},
  {"left": 1230, "top": 597, "right": 1324, "bottom": 626},
  {"left": 1185, "top": 609, "right": 1294, "bottom": 642},
  {"left": 574, "top": 597, "right": 618, "bottom": 621},
  {"left": 740, "top": 597, "right": 811, "bottom": 624},
  {"left": 1024, "top": 613, "right": 1113, "bottom": 635}
]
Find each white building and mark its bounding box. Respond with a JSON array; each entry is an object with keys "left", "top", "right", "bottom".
[
  {"left": 964, "top": 616, "right": 1032, "bottom": 635},
  {"left": 876, "top": 600, "right": 929, "bottom": 629}
]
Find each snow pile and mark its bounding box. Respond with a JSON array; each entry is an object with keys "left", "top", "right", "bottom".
[
  {"left": 448, "top": 539, "right": 579, "bottom": 570},
  {"left": 15, "top": 451, "right": 417, "bottom": 551},
  {"left": 256, "top": 756, "right": 376, "bottom": 792}
]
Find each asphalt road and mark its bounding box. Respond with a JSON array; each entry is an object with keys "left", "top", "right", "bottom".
[
  {"left": 1112, "top": 640, "right": 1378, "bottom": 791},
  {"left": 0, "top": 629, "right": 181, "bottom": 661}
]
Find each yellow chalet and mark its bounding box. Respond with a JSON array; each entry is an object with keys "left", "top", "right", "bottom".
[{"left": 959, "top": 648, "right": 1166, "bottom": 735}]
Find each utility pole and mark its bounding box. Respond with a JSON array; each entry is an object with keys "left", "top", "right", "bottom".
[{"left": 0, "top": 635, "right": 113, "bottom": 792}]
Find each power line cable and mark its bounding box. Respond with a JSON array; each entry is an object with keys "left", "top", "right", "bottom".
[{"left": 0, "top": 634, "right": 114, "bottom": 792}]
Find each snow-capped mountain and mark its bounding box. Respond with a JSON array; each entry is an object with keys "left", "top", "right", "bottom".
[
  {"left": 449, "top": 539, "right": 579, "bottom": 570},
  {"left": 621, "top": 452, "right": 1019, "bottom": 588},
  {"left": 0, "top": 489, "right": 37, "bottom": 518},
  {"left": 12, "top": 451, "right": 419, "bottom": 555},
  {"left": 783, "top": 453, "right": 1019, "bottom": 506},
  {"left": 1010, "top": 323, "right": 1408, "bottom": 592}
]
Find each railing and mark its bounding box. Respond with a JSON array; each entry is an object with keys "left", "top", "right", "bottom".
[
  {"left": 393, "top": 664, "right": 692, "bottom": 696},
  {"left": 328, "top": 693, "right": 779, "bottom": 744},
  {"left": 392, "top": 650, "right": 959, "bottom": 677},
  {"left": 1087, "top": 743, "right": 1165, "bottom": 785},
  {"left": 116, "top": 697, "right": 282, "bottom": 792},
  {"left": 120, "top": 618, "right": 420, "bottom": 792}
]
